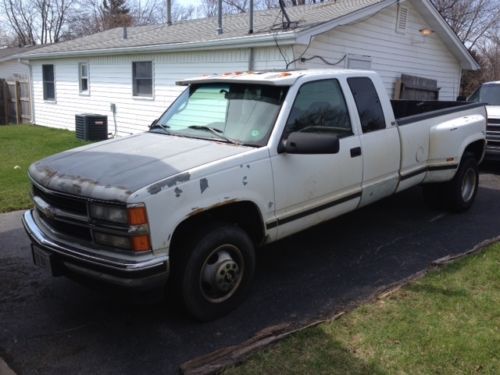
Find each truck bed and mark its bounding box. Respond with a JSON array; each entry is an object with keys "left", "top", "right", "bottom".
[{"left": 391, "top": 100, "right": 485, "bottom": 125}]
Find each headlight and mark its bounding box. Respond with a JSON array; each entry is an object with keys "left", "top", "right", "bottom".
[
  {"left": 94, "top": 232, "right": 131, "bottom": 250},
  {"left": 90, "top": 204, "right": 128, "bottom": 224}
]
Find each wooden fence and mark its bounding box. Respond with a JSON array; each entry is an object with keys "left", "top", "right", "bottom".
[{"left": 0, "top": 79, "right": 31, "bottom": 125}]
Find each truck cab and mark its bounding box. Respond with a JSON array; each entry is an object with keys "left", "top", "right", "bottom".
[{"left": 467, "top": 81, "right": 500, "bottom": 159}]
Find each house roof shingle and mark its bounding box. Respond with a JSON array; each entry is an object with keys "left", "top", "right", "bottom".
[{"left": 22, "top": 0, "right": 383, "bottom": 57}]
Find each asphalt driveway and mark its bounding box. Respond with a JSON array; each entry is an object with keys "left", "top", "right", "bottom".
[{"left": 1, "top": 164, "right": 499, "bottom": 374}]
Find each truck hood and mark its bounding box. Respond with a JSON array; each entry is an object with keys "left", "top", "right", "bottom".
[
  {"left": 29, "top": 133, "right": 251, "bottom": 202},
  {"left": 486, "top": 105, "right": 500, "bottom": 118}
]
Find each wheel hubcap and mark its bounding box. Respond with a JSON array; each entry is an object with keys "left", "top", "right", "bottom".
[
  {"left": 461, "top": 167, "right": 477, "bottom": 202},
  {"left": 200, "top": 246, "right": 244, "bottom": 303}
]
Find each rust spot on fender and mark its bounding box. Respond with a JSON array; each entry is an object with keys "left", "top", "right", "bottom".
[
  {"left": 187, "top": 198, "right": 238, "bottom": 218},
  {"left": 148, "top": 172, "right": 191, "bottom": 195}
]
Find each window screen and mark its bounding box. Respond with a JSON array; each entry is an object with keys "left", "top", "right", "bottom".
[
  {"left": 347, "top": 77, "right": 386, "bottom": 133},
  {"left": 284, "top": 79, "right": 352, "bottom": 139},
  {"left": 42, "top": 64, "right": 55, "bottom": 100},
  {"left": 79, "top": 63, "right": 89, "bottom": 94},
  {"left": 132, "top": 61, "right": 153, "bottom": 97}
]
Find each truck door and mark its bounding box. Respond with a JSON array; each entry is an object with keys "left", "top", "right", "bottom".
[
  {"left": 347, "top": 77, "right": 401, "bottom": 206},
  {"left": 270, "top": 79, "right": 363, "bottom": 239}
]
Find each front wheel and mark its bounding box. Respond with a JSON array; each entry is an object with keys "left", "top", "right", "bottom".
[{"left": 175, "top": 223, "right": 255, "bottom": 321}]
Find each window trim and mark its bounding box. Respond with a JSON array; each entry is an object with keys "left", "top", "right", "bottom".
[
  {"left": 78, "top": 62, "right": 90, "bottom": 96},
  {"left": 42, "top": 64, "right": 56, "bottom": 102},
  {"left": 347, "top": 76, "right": 387, "bottom": 134},
  {"left": 281, "top": 78, "right": 354, "bottom": 142},
  {"left": 132, "top": 61, "right": 154, "bottom": 98}
]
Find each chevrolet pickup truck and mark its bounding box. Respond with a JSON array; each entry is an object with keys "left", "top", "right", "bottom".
[
  {"left": 23, "top": 70, "right": 487, "bottom": 320},
  {"left": 467, "top": 81, "right": 500, "bottom": 159}
]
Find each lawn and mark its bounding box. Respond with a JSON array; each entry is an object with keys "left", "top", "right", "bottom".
[
  {"left": 0, "top": 125, "right": 90, "bottom": 213},
  {"left": 226, "top": 244, "right": 500, "bottom": 374}
]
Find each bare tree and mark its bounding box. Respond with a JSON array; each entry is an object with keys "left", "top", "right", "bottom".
[
  {"left": 431, "top": 0, "right": 500, "bottom": 51},
  {"left": 129, "top": 0, "right": 195, "bottom": 25},
  {"left": 1, "top": 0, "right": 77, "bottom": 45}
]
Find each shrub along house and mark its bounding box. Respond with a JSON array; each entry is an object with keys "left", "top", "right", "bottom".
[{"left": 19, "top": 0, "right": 478, "bottom": 136}]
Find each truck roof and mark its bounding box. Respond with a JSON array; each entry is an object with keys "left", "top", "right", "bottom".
[{"left": 176, "top": 69, "right": 376, "bottom": 86}]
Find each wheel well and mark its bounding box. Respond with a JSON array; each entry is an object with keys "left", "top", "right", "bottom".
[
  {"left": 464, "top": 140, "right": 485, "bottom": 161},
  {"left": 169, "top": 201, "right": 265, "bottom": 257}
]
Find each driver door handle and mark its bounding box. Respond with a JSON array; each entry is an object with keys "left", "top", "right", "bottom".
[{"left": 350, "top": 147, "right": 362, "bottom": 157}]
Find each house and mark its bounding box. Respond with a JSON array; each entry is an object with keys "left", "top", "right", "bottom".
[
  {"left": 19, "top": 0, "right": 478, "bottom": 136},
  {"left": 0, "top": 46, "right": 37, "bottom": 81},
  {"left": 0, "top": 46, "right": 40, "bottom": 124}
]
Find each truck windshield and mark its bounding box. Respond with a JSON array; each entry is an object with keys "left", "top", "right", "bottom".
[
  {"left": 468, "top": 84, "right": 500, "bottom": 105},
  {"left": 153, "top": 83, "right": 289, "bottom": 146}
]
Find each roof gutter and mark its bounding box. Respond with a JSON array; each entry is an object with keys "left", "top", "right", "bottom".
[{"left": 21, "top": 32, "right": 297, "bottom": 61}]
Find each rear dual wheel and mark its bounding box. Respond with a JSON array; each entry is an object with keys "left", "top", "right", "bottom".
[{"left": 422, "top": 153, "right": 479, "bottom": 212}]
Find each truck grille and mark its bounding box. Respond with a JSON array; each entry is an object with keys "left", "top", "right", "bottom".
[
  {"left": 32, "top": 183, "right": 126, "bottom": 246},
  {"left": 33, "top": 185, "right": 87, "bottom": 215},
  {"left": 486, "top": 118, "right": 500, "bottom": 149}
]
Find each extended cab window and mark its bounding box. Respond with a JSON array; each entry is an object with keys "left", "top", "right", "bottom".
[
  {"left": 347, "top": 77, "right": 386, "bottom": 133},
  {"left": 284, "top": 79, "right": 352, "bottom": 138},
  {"left": 154, "top": 83, "right": 288, "bottom": 146}
]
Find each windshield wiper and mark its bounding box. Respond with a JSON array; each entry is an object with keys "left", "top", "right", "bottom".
[{"left": 187, "top": 125, "right": 241, "bottom": 145}]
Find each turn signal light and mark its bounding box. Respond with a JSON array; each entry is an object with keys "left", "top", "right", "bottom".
[
  {"left": 131, "top": 235, "right": 151, "bottom": 252},
  {"left": 128, "top": 206, "right": 148, "bottom": 225}
]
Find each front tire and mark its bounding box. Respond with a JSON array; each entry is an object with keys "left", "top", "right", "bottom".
[{"left": 175, "top": 223, "right": 255, "bottom": 321}]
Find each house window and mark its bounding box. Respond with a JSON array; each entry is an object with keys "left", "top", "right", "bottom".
[
  {"left": 79, "top": 63, "right": 89, "bottom": 94},
  {"left": 132, "top": 61, "right": 153, "bottom": 97},
  {"left": 42, "top": 64, "right": 55, "bottom": 101}
]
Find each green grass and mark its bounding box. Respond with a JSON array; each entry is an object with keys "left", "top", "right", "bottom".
[
  {"left": 0, "top": 124, "right": 90, "bottom": 213},
  {"left": 227, "top": 244, "right": 500, "bottom": 375}
]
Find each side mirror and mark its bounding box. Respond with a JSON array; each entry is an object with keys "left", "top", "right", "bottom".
[
  {"left": 279, "top": 132, "right": 340, "bottom": 154},
  {"left": 456, "top": 96, "right": 467, "bottom": 102}
]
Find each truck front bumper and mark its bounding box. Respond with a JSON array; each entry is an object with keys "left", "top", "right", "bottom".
[{"left": 22, "top": 210, "right": 169, "bottom": 289}]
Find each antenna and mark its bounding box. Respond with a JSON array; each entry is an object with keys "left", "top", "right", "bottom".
[{"left": 278, "top": 0, "right": 292, "bottom": 29}]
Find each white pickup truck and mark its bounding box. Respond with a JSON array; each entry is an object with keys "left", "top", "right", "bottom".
[
  {"left": 467, "top": 81, "right": 500, "bottom": 159},
  {"left": 23, "top": 69, "right": 487, "bottom": 320}
]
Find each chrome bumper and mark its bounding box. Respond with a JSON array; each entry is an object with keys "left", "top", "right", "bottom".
[{"left": 22, "top": 209, "right": 169, "bottom": 289}]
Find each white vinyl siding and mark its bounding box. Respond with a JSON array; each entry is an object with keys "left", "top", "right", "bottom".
[
  {"left": 0, "top": 60, "right": 30, "bottom": 81},
  {"left": 294, "top": 2, "right": 461, "bottom": 100}
]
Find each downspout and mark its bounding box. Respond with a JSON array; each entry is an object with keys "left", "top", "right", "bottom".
[
  {"left": 248, "top": 0, "right": 254, "bottom": 71},
  {"left": 19, "top": 59, "right": 35, "bottom": 125},
  {"left": 248, "top": 48, "right": 255, "bottom": 71}
]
